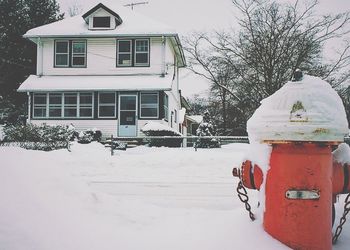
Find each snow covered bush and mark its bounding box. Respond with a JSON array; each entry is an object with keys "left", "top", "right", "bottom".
[
  {"left": 196, "top": 111, "right": 220, "bottom": 148},
  {"left": 77, "top": 129, "right": 102, "bottom": 144},
  {"left": 141, "top": 122, "right": 182, "bottom": 147},
  {"left": 2, "top": 123, "right": 75, "bottom": 151}
]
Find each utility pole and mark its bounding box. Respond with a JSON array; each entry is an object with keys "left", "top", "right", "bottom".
[{"left": 124, "top": 1, "right": 149, "bottom": 10}]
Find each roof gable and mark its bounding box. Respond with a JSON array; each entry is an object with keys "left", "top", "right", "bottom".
[{"left": 82, "top": 3, "right": 123, "bottom": 26}]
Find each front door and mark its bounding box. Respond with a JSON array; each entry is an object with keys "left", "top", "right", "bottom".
[{"left": 118, "top": 94, "right": 137, "bottom": 137}]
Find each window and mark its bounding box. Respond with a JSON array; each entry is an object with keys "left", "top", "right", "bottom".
[
  {"left": 140, "top": 92, "right": 158, "bottom": 118},
  {"left": 163, "top": 94, "right": 169, "bottom": 121},
  {"left": 55, "top": 41, "right": 69, "bottom": 67},
  {"left": 64, "top": 93, "right": 77, "bottom": 117},
  {"left": 98, "top": 92, "right": 116, "bottom": 117},
  {"left": 48, "top": 93, "right": 62, "bottom": 118},
  {"left": 117, "top": 39, "right": 149, "bottom": 67},
  {"left": 55, "top": 40, "right": 86, "bottom": 67},
  {"left": 135, "top": 39, "right": 149, "bottom": 66},
  {"left": 80, "top": 93, "right": 93, "bottom": 118},
  {"left": 117, "top": 40, "right": 132, "bottom": 67},
  {"left": 72, "top": 41, "right": 86, "bottom": 67},
  {"left": 93, "top": 16, "right": 111, "bottom": 28},
  {"left": 33, "top": 94, "right": 47, "bottom": 118},
  {"left": 32, "top": 93, "right": 93, "bottom": 119}
]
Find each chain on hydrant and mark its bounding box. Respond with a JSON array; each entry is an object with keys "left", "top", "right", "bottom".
[
  {"left": 332, "top": 193, "right": 350, "bottom": 244},
  {"left": 236, "top": 180, "right": 256, "bottom": 221}
]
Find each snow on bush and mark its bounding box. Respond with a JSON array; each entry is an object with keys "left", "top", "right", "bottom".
[
  {"left": 77, "top": 128, "right": 102, "bottom": 144},
  {"left": 2, "top": 123, "right": 75, "bottom": 151},
  {"left": 141, "top": 121, "right": 182, "bottom": 147}
]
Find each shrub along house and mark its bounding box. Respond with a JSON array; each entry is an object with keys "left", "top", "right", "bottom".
[{"left": 18, "top": 2, "right": 186, "bottom": 137}]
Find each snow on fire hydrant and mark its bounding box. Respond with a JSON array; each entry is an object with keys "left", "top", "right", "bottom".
[{"left": 233, "top": 70, "right": 350, "bottom": 250}]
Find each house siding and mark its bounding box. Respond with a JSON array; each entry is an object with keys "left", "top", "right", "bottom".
[{"left": 41, "top": 37, "right": 173, "bottom": 76}]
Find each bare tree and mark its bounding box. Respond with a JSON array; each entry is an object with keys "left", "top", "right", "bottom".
[
  {"left": 68, "top": 0, "right": 83, "bottom": 17},
  {"left": 184, "top": 0, "right": 350, "bottom": 128}
]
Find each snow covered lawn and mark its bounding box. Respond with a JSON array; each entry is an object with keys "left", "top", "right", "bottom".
[{"left": 0, "top": 143, "right": 349, "bottom": 250}]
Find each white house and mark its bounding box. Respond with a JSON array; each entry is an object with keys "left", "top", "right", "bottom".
[{"left": 18, "top": 2, "right": 186, "bottom": 137}]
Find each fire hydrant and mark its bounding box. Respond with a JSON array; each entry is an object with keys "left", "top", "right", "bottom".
[{"left": 233, "top": 71, "right": 350, "bottom": 250}]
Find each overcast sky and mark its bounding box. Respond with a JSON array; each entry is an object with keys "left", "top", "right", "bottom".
[{"left": 56, "top": 0, "right": 350, "bottom": 97}]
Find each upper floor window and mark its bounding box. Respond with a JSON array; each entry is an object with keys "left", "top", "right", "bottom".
[
  {"left": 117, "top": 39, "right": 149, "bottom": 67},
  {"left": 55, "top": 40, "right": 86, "bottom": 68},
  {"left": 93, "top": 16, "right": 111, "bottom": 28}
]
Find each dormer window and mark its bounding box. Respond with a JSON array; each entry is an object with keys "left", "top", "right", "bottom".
[
  {"left": 82, "top": 3, "right": 123, "bottom": 30},
  {"left": 93, "top": 16, "right": 111, "bottom": 28}
]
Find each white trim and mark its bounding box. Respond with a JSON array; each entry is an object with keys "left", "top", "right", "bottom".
[
  {"left": 98, "top": 92, "right": 117, "bottom": 118},
  {"left": 140, "top": 92, "right": 159, "bottom": 119}
]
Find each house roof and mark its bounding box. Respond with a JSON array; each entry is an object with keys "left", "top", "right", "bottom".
[
  {"left": 18, "top": 74, "right": 174, "bottom": 92},
  {"left": 23, "top": 2, "right": 186, "bottom": 67},
  {"left": 24, "top": 2, "right": 177, "bottom": 38},
  {"left": 187, "top": 115, "right": 203, "bottom": 124}
]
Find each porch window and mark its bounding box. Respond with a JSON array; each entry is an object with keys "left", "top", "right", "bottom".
[
  {"left": 55, "top": 41, "right": 69, "bottom": 67},
  {"left": 49, "top": 93, "right": 62, "bottom": 118},
  {"left": 140, "top": 92, "right": 158, "bottom": 118},
  {"left": 64, "top": 93, "right": 77, "bottom": 117},
  {"left": 117, "top": 40, "right": 132, "bottom": 66},
  {"left": 98, "top": 92, "right": 116, "bottom": 118},
  {"left": 33, "top": 94, "right": 47, "bottom": 118},
  {"left": 163, "top": 94, "right": 169, "bottom": 121},
  {"left": 32, "top": 92, "right": 93, "bottom": 119},
  {"left": 79, "top": 93, "right": 93, "bottom": 118}
]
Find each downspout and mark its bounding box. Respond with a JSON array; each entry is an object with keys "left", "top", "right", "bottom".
[
  {"left": 37, "top": 37, "right": 43, "bottom": 76},
  {"left": 161, "top": 36, "right": 166, "bottom": 77},
  {"left": 27, "top": 92, "right": 31, "bottom": 124}
]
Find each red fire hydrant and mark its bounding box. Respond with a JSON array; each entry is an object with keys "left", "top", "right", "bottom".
[{"left": 233, "top": 71, "right": 349, "bottom": 250}]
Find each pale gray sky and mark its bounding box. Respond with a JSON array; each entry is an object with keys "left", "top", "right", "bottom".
[{"left": 56, "top": 0, "right": 350, "bottom": 97}]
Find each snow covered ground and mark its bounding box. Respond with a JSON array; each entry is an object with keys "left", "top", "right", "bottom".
[{"left": 1, "top": 142, "right": 349, "bottom": 250}]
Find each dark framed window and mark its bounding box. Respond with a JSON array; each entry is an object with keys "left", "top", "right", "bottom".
[
  {"left": 55, "top": 40, "right": 86, "bottom": 68},
  {"left": 33, "top": 93, "right": 47, "bottom": 118},
  {"left": 79, "top": 93, "right": 93, "bottom": 118},
  {"left": 116, "top": 38, "right": 149, "bottom": 67},
  {"left": 49, "top": 93, "right": 62, "bottom": 118},
  {"left": 72, "top": 41, "right": 86, "bottom": 67},
  {"left": 117, "top": 40, "right": 132, "bottom": 67},
  {"left": 140, "top": 92, "right": 158, "bottom": 118},
  {"left": 134, "top": 39, "right": 149, "bottom": 66},
  {"left": 55, "top": 41, "right": 69, "bottom": 67},
  {"left": 98, "top": 92, "right": 116, "bottom": 118},
  {"left": 64, "top": 93, "right": 77, "bottom": 117},
  {"left": 32, "top": 92, "right": 93, "bottom": 119},
  {"left": 93, "top": 16, "right": 111, "bottom": 28}
]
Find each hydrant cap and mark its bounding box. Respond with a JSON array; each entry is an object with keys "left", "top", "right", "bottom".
[{"left": 247, "top": 74, "right": 349, "bottom": 143}]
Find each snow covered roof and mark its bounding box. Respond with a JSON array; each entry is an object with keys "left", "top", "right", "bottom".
[
  {"left": 17, "top": 74, "right": 173, "bottom": 92},
  {"left": 24, "top": 2, "right": 177, "bottom": 38},
  {"left": 247, "top": 74, "right": 349, "bottom": 143},
  {"left": 187, "top": 115, "right": 203, "bottom": 124},
  {"left": 23, "top": 2, "right": 186, "bottom": 67}
]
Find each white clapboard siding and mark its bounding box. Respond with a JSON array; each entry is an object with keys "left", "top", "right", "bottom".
[
  {"left": 30, "top": 119, "right": 118, "bottom": 137},
  {"left": 41, "top": 37, "right": 172, "bottom": 75}
]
